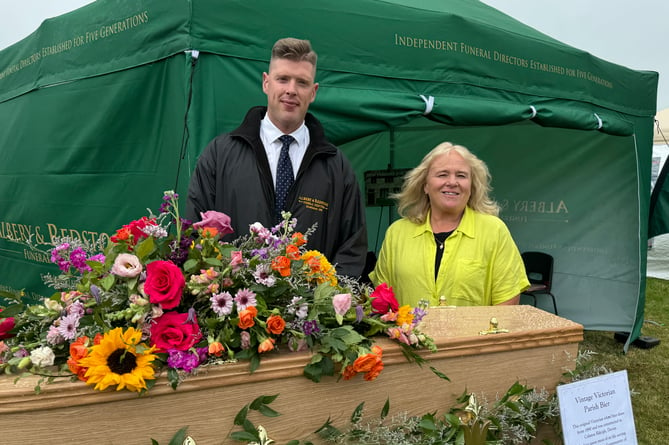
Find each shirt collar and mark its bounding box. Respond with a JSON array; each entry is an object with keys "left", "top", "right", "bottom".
[
  {"left": 414, "top": 206, "right": 476, "bottom": 239},
  {"left": 260, "top": 115, "right": 309, "bottom": 148}
]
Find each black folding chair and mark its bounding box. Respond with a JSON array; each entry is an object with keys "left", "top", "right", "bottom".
[{"left": 521, "top": 251, "right": 558, "bottom": 315}]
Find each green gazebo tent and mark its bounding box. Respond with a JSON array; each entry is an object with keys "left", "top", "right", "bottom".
[{"left": 0, "top": 0, "right": 660, "bottom": 348}]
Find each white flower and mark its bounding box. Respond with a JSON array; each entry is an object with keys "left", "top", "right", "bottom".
[
  {"left": 30, "top": 346, "right": 55, "bottom": 368},
  {"left": 44, "top": 299, "right": 63, "bottom": 312},
  {"left": 129, "top": 294, "right": 149, "bottom": 306},
  {"left": 110, "top": 253, "right": 143, "bottom": 277}
]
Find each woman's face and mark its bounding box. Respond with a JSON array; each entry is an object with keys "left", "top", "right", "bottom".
[{"left": 423, "top": 150, "right": 472, "bottom": 217}]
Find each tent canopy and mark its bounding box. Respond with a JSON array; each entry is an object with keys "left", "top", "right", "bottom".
[{"left": 0, "top": 0, "right": 660, "bottom": 346}]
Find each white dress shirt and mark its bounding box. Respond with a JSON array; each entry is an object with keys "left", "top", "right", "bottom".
[{"left": 260, "top": 116, "right": 310, "bottom": 187}]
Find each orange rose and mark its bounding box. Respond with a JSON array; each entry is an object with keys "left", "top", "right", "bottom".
[
  {"left": 237, "top": 306, "right": 258, "bottom": 329},
  {"left": 208, "top": 341, "right": 225, "bottom": 357},
  {"left": 271, "top": 256, "right": 291, "bottom": 277},
  {"left": 342, "top": 365, "right": 358, "bottom": 381},
  {"left": 364, "top": 360, "right": 384, "bottom": 381},
  {"left": 67, "top": 336, "right": 90, "bottom": 381},
  {"left": 371, "top": 345, "right": 383, "bottom": 358},
  {"left": 110, "top": 227, "right": 131, "bottom": 243},
  {"left": 352, "top": 352, "right": 378, "bottom": 373},
  {"left": 291, "top": 232, "right": 306, "bottom": 247},
  {"left": 306, "top": 256, "right": 321, "bottom": 273},
  {"left": 265, "top": 315, "right": 286, "bottom": 335},
  {"left": 258, "top": 338, "right": 275, "bottom": 353},
  {"left": 200, "top": 227, "right": 219, "bottom": 238},
  {"left": 285, "top": 244, "right": 300, "bottom": 260}
]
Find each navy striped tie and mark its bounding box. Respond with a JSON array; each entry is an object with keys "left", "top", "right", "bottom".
[{"left": 275, "top": 135, "right": 295, "bottom": 221}]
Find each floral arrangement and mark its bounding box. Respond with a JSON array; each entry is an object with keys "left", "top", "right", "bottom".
[{"left": 0, "top": 191, "right": 435, "bottom": 393}]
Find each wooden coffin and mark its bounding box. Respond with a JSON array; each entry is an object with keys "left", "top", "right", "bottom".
[{"left": 0, "top": 305, "right": 582, "bottom": 444}]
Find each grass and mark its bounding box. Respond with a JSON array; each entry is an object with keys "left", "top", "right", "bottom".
[{"left": 579, "top": 277, "right": 668, "bottom": 445}]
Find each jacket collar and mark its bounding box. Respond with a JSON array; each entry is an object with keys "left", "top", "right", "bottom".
[{"left": 231, "top": 106, "right": 337, "bottom": 156}]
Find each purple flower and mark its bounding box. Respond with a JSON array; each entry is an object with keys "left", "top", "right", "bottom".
[
  {"left": 89, "top": 284, "right": 102, "bottom": 304},
  {"left": 196, "top": 347, "right": 208, "bottom": 362},
  {"left": 69, "top": 247, "right": 91, "bottom": 273},
  {"left": 50, "top": 243, "right": 71, "bottom": 272},
  {"left": 46, "top": 325, "right": 64, "bottom": 345},
  {"left": 167, "top": 236, "right": 193, "bottom": 266},
  {"left": 234, "top": 289, "right": 257, "bottom": 311},
  {"left": 251, "top": 248, "right": 269, "bottom": 259},
  {"left": 89, "top": 253, "right": 105, "bottom": 264},
  {"left": 210, "top": 292, "right": 233, "bottom": 316},
  {"left": 160, "top": 191, "right": 179, "bottom": 214},
  {"left": 253, "top": 264, "right": 276, "bottom": 286},
  {"left": 302, "top": 320, "right": 320, "bottom": 336},
  {"left": 167, "top": 349, "right": 201, "bottom": 373},
  {"left": 185, "top": 307, "right": 198, "bottom": 324},
  {"left": 57, "top": 313, "right": 80, "bottom": 340},
  {"left": 66, "top": 301, "right": 85, "bottom": 317},
  {"left": 412, "top": 306, "right": 428, "bottom": 324},
  {"left": 355, "top": 305, "right": 365, "bottom": 323}
]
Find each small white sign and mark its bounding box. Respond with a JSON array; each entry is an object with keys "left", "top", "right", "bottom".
[{"left": 557, "top": 370, "right": 637, "bottom": 445}]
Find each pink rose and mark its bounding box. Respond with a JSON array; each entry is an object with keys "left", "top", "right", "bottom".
[
  {"left": 193, "top": 211, "right": 234, "bottom": 236},
  {"left": 370, "top": 283, "right": 399, "bottom": 314},
  {"left": 332, "top": 293, "right": 352, "bottom": 316},
  {"left": 150, "top": 311, "right": 202, "bottom": 352},
  {"left": 145, "top": 261, "right": 185, "bottom": 309},
  {"left": 240, "top": 331, "right": 251, "bottom": 350},
  {"left": 0, "top": 309, "right": 15, "bottom": 339},
  {"left": 230, "top": 250, "right": 243, "bottom": 267}
]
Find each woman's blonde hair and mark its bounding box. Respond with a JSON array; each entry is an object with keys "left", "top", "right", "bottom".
[{"left": 394, "top": 142, "right": 500, "bottom": 223}]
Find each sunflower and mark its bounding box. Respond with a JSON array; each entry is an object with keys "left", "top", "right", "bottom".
[{"left": 78, "top": 327, "right": 157, "bottom": 392}]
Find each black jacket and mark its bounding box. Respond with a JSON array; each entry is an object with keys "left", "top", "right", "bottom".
[{"left": 186, "top": 106, "right": 367, "bottom": 278}]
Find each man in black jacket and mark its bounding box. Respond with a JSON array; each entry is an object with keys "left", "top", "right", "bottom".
[{"left": 186, "top": 38, "right": 367, "bottom": 278}]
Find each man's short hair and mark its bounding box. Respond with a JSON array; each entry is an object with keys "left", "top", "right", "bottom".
[{"left": 271, "top": 38, "right": 318, "bottom": 69}]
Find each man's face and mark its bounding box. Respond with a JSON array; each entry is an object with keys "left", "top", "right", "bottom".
[{"left": 263, "top": 58, "right": 318, "bottom": 134}]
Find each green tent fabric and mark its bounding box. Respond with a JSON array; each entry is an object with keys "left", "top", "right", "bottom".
[{"left": 0, "top": 0, "right": 659, "bottom": 350}]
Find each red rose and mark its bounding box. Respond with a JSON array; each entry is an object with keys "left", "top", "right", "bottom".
[
  {"left": 150, "top": 311, "right": 202, "bottom": 352},
  {"left": 127, "top": 216, "right": 157, "bottom": 241},
  {"left": 145, "top": 260, "right": 185, "bottom": 309},
  {"left": 370, "top": 283, "right": 399, "bottom": 314},
  {"left": 111, "top": 217, "right": 157, "bottom": 245},
  {"left": 0, "top": 309, "right": 15, "bottom": 339}
]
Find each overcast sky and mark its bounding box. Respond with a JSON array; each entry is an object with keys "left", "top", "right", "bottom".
[{"left": 1, "top": 0, "right": 667, "bottom": 111}]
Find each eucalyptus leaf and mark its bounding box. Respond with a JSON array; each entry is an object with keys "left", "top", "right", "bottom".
[
  {"left": 350, "top": 402, "right": 365, "bottom": 423},
  {"left": 258, "top": 404, "right": 281, "bottom": 418},
  {"left": 166, "top": 426, "right": 189, "bottom": 445},
  {"left": 234, "top": 405, "right": 249, "bottom": 426},
  {"left": 230, "top": 431, "right": 258, "bottom": 442}
]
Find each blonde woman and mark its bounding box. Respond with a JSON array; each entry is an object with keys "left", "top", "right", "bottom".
[{"left": 370, "top": 142, "right": 529, "bottom": 307}]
